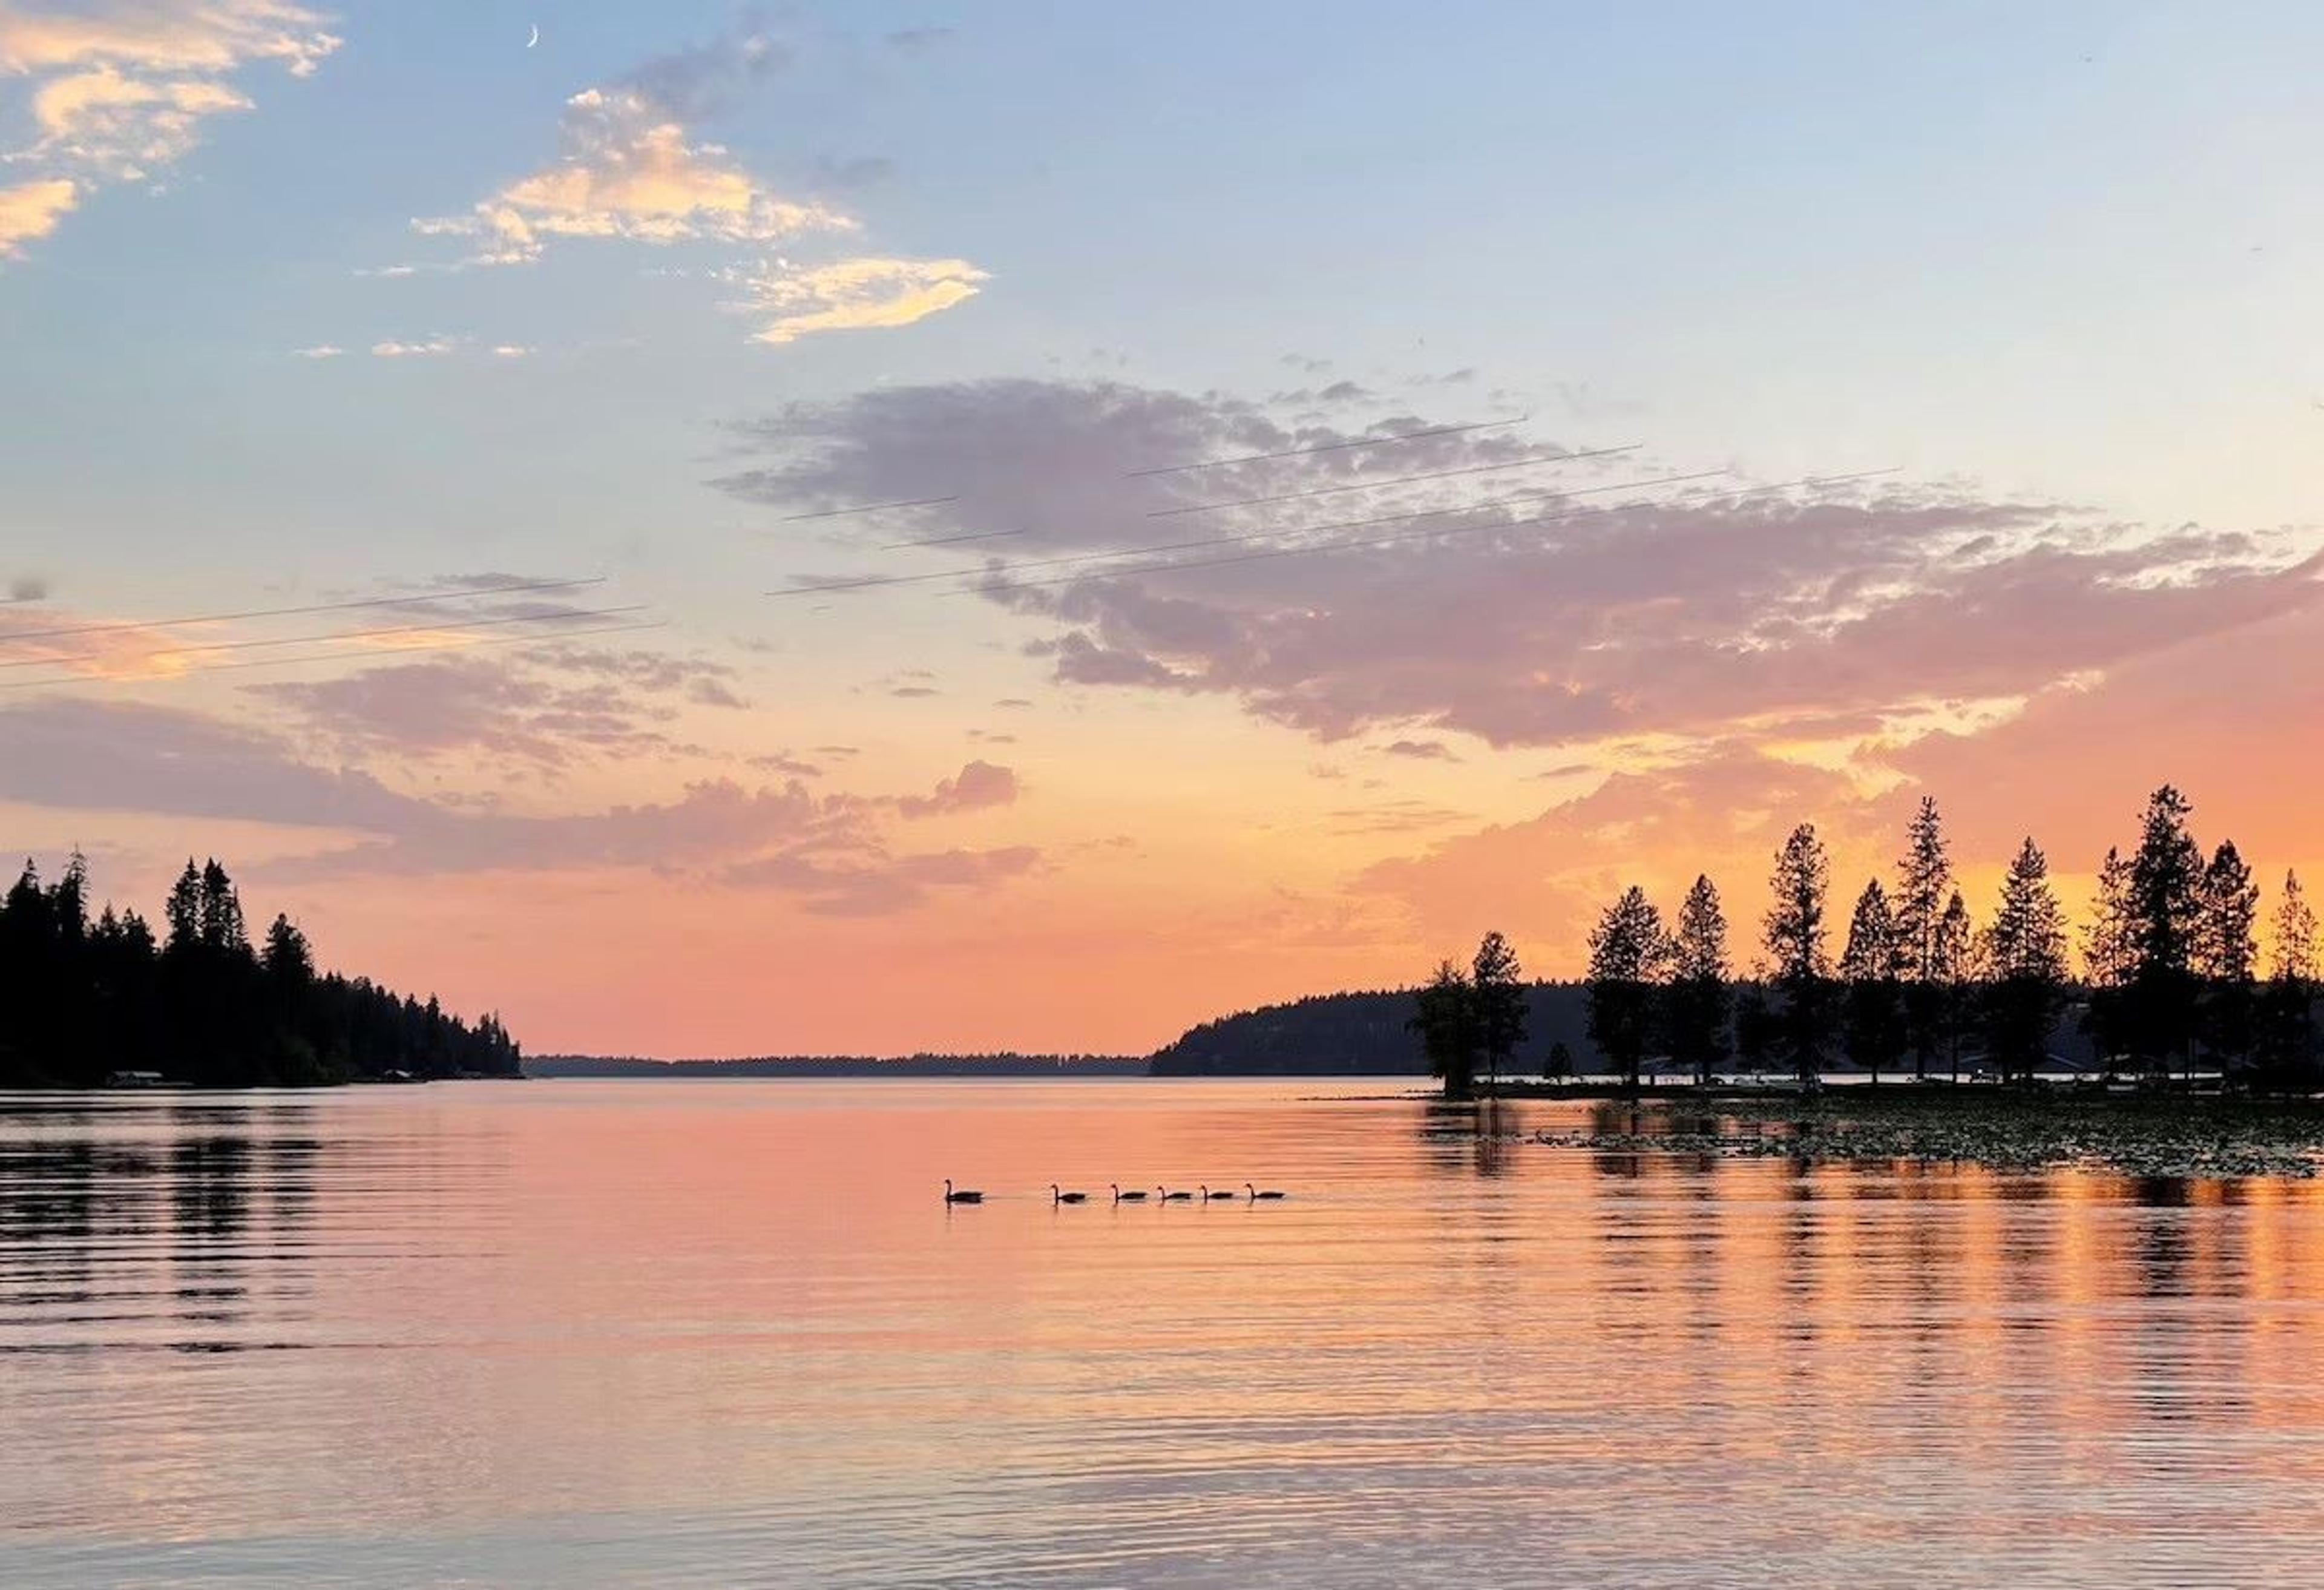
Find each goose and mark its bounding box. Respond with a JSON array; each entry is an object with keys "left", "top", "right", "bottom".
[
  {"left": 1157, "top": 1186, "right": 1193, "bottom": 1202},
  {"left": 1111, "top": 1183, "right": 1148, "bottom": 1203},
  {"left": 1244, "top": 1183, "right": 1286, "bottom": 1201},
  {"left": 944, "top": 1178, "right": 983, "bottom": 1204},
  {"left": 1200, "top": 1184, "right": 1237, "bottom": 1201},
  {"left": 1051, "top": 1184, "right": 1088, "bottom": 1204}
]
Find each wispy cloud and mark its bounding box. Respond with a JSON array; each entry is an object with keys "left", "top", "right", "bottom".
[
  {"left": 413, "top": 27, "right": 849, "bottom": 268},
  {"left": 0, "top": 1, "right": 338, "bottom": 258},
  {"left": 726, "top": 255, "right": 988, "bottom": 344},
  {"left": 0, "top": 175, "right": 74, "bottom": 257},
  {"left": 0, "top": 1, "right": 338, "bottom": 76},
  {"left": 895, "top": 760, "right": 1017, "bottom": 818},
  {"left": 0, "top": 695, "right": 1039, "bottom": 916},
  {"left": 416, "top": 85, "right": 856, "bottom": 266},
  {"left": 407, "top": 19, "right": 983, "bottom": 347},
  {"left": 729, "top": 376, "right": 2324, "bottom": 758},
  {"left": 26, "top": 64, "right": 251, "bottom": 177},
  {"left": 370, "top": 337, "right": 455, "bottom": 358}
]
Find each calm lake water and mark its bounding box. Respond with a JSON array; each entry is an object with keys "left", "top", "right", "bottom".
[{"left": 7, "top": 1079, "right": 2324, "bottom": 1588}]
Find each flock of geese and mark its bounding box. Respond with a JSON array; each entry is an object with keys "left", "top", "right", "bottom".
[{"left": 942, "top": 1180, "right": 1285, "bottom": 1205}]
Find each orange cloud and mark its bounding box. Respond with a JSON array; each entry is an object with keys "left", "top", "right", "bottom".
[
  {"left": 0, "top": 1, "right": 338, "bottom": 76},
  {"left": 416, "top": 86, "right": 856, "bottom": 266},
  {"left": 28, "top": 64, "right": 252, "bottom": 177},
  {"left": 0, "top": 1, "right": 337, "bottom": 258},
  {"left": 0, "top": 176, "right": 75, "bottom": 257},
  {"left": 730, "top": 256, "right": 989, "bottom": 344},
  {"left": 407, "top": 25, "right": 983, "bottom": 346}
]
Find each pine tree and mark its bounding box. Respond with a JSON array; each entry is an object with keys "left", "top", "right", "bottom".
[
  {"left": 197, "top": 859, "right": 249, "bottom": 957},
  {"left": 1894, "top": 797, "right": 1955, "bottom": 1080},
  {"left": 262, "top": 914, "right": 314, "bottom": 985},
  {"left": 1764, "top": 823, "right": 1834, "bottom": 1085},
  {"left": 1981, "top": 838, "right": 2068, "bottom": 1083},
  {"left": 1839, "top": 879, "right": 1905, "bottom": 1085},
  {"left": 1408, "top": 959, "right": 1478, "bottom": 1099},
  {"left": 1933, "top": 890, "right": 1977, "bottom": 1083},
  {"left": 51, "top": 850, "right": 88, "bottom": 945},
  {"left": 2127, "top": 786, "right": 2205, "bottom": 1079},
  {"left": 1666, "top": 874, "right": 1733, "bottom": 1085},
  {"left": 2256, "top": 870, "right": 2320, "bottom": 1090},
  {"left": 2082, "top": 846, "right": 2137, "bottom": 1074},
  {"left": 1469, "top": 932, "right": 1528, "bottom": 1092},
  {"left": 2198, "top": 839, "right": 2260, "bottom": 1076},
  {"left": 163, "top": 859, "right": 203, "bottom": 953},
  {"left": 2274, "top": 871, "right": 2319, "bottom": 984},
  {"left": 1587, "top": 887, "right": 1668, "bottom": 1090}
]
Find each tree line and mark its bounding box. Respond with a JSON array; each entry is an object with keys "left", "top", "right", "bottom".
[
  {"left": 1411, "top": 786, "right": 2322, "bottom": 1094},
  {"left": 0, "top": 852, "right": 522, "bottom": 1087}
]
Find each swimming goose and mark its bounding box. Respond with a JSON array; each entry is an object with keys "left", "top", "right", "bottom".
[
  {"left": 1051, "top": 1184, "right": 1088, "bottom": 1204},
  {"left": 1245, "top": 1183, "right": 1285, "bottom": 1200},
  {"left": 944, "top": 1178, "right": 983, "bottom": 1204},
  {"left": 1201, "top": 1184, "right": 1237, "bottom": 1201},
  {"left": 1111, "top": 1183, "right": 1148, "bottom": 1203},
  {"left": 1157, "top": 1187, "right": 1193, "bottom": 1202}
]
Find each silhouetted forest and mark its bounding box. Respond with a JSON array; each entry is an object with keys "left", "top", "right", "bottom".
[
  {"left": 1407, "top": 784, "right": 2319, "bottom": 1098},
  {"left": 0, "top": 853, "right": 521, "bottom": 1088}
]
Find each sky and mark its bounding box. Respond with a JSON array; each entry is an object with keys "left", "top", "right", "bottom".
[{"left": 2, "top": 1, "right": 2321, "bottom": 1057}]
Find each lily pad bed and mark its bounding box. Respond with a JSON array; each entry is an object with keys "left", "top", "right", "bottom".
[{"left": 1532, "top": 1091, "right": 2324, "bottom": 1179}]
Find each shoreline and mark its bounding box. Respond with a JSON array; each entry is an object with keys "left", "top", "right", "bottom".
[{"left": 1420, "top": 1085, "right": 2324, "bottom": 1180}]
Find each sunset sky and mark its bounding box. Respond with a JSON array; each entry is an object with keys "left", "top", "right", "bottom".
[{"left": 3, "top": 1, "right": 2321, "bottom": 1056}]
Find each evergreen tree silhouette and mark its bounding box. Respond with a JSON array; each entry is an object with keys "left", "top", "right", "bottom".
[
  {"left": 1586, "top": 887, "right": 1667, "bottom": 1091},
  {"left": 1893, "top": 797, "right": 1954, "bottom": 1080},
  {"left": 2127, "top": 786, "right": 2206, "bottom": 1081},
  {"left": 2082, "top": 845, "right": 2138, "bottom": 1074},
  {"left": 1839, "top": 879, "right": 1905, "bottom": 1086},
  {"left": 1666, "top": 875, "right": 1733, "bottom": 1085},
  {"left": 2197, "top": 839, "right": 2260, "bottom": 1078},
  {"left": 2256, "top": 871, "right": 2321, "bottom": 1089},
  {"left": 1764, "top": 824, "right": 1834, "bottom": 1085},
  {"left": 1981, "top": 838, "right": 2069, "bottom": 1083},
  {"left": 1408, "top": 959, "right": 1479, "bottom": 1099},
  {"left": 1469, "top": 932, "right": 1528, "bottom": 1093}
]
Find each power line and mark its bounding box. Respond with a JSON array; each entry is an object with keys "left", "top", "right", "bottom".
[
  {"left": 0, "top": 576, "right": 607, "bottom": 646},
  {"left": 1124, "top": 416, "right": 1528, "bottom": 478},
  {"left": 947, "top": 470, "right": 1902, "bottom": 599},
  {"left": 0, "top": 620, "right": 672, "bottom": 694},
  {"left": 768, "top": 467, "right": 1727, "bottom": 600},
  {"left": 877, "top": 528, "right": 1026, "bottom": 551},
  {"left": 769, "top": 495, "right": 960, "bottom": 524},
  {"left": 1146, "top": 443, "right": 1641, "bottom": 518},
  {"left": 0, "top": 605, "right": 649, "bottom": 673}
]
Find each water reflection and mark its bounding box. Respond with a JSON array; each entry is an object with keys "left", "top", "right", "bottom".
[
  {"left": 0, "top": 1097, "right": 321, "bottom": 1357},
  {"left": 4, "top": 1083, "right": 2324, "bottom": 1589}
]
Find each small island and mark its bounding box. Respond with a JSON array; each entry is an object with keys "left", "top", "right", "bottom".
[
  {"left": 0, "top": 853, "right": 520, "bottom": 1089},
  {"left": 1394, "top": 786, "right": 2324, "bottom": 1177}
]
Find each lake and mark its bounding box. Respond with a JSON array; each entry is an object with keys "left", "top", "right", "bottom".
[{"left": 6, "top": 1079, "right": 2324, "bottom": 1587}]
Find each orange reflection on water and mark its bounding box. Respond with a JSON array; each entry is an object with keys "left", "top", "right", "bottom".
[{"left": 7, "top": 1080, "right": 2324, "bottom": 1586}]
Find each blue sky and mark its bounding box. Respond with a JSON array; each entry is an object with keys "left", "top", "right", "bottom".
[
  {"left": 2, "top": 2, "right": 2321, "bottom": 1053},
  {"left": 7, "top": 1, "right": 2319, "bottom": 588}
]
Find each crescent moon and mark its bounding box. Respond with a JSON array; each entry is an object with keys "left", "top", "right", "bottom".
[{"left": 527, "top": 24, "right": 539, "bottom": 48}]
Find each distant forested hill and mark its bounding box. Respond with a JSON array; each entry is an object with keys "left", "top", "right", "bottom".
[
  {"left": 1149, "top": 984, "right": 1597, "bottom": 1076},
  {"left": 1146, "top": 981, "right": 2113, "bottom": 1077}
]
